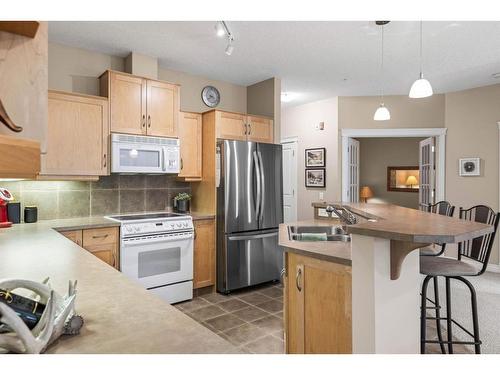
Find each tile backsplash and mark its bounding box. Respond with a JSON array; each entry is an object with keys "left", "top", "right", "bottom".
[{"left": 0, "top": 175, "right": 190, "bottom": 221}]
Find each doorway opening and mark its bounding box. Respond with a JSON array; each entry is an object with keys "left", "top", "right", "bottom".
[
  {"left": 281, "top": 137, "right": 298, "bottom": 222},
  {"left": 341, "top": 128, "right": 447, "bottom": 206}
]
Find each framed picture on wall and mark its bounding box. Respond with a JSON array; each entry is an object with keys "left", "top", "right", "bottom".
[
  {"left": 459, "top": 158, "right": 481, "bottom": 176},
  {"left": 305, "top": 169, "right": 326, "bottom": 188},
  {"left": 305, "top": 148, "right": 326, "bottom": 168}
]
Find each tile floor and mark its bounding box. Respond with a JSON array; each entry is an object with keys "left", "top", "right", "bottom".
[{"left": 175, "top": 282, "right": 284, "bottom": 354}]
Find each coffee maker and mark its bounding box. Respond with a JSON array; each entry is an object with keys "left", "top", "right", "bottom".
[{"left": 0, "top": 187, "right": 13, "bottom": 228}]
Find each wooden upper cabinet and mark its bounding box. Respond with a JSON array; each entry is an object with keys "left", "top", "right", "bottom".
[
  {"left": 213, "top": 110, "right": 274, "bottom": 143},
  {"left": 178, "top": 111, "right": 202, "bottom": 180},
  {"left": 147, "top": 80, "right": 179, "bottom": 137},
  {"left": 43, "top": 91, "right": 109, "bottom": 177},
  {"left": 100, "top": 70, "right": 179, "bottom": 137},
  {"left": 102, "top": 71, "right": 146, "bottom": 135},
  {"left": 216, "top": 111, "right": 247, "bottom": 141},
  {"left": 193, "top": 219, "right": 215, "bottom": 289},
  {"left": 247, "top": 115, "right": 273, "bottom": 143}
]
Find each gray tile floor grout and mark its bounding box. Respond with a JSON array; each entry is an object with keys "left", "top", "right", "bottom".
[{"left": 174, "top": 282, "right": 285, "bottom": 354}]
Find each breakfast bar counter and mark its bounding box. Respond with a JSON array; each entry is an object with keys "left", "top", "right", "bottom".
[
  {"left": 0, "top": 218, "right": 236, "bottom": 354},
  {"left": 280, "top": 203, "right": 494, "bottom": 354}
]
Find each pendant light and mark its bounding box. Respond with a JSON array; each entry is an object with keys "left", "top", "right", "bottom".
[
  {"left": 374, "top": 21, "right": 390, "bottom": 121},
  {"left": 409, "top": 21, "right": 433, "bottom": 98}
]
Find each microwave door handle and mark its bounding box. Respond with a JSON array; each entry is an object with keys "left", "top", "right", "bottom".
[{"left": 161, "top": 147, "right": 167, "bottom": 172}]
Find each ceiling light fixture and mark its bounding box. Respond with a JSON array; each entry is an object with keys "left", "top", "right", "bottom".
[
  {"left": 374, "top": 21, "right": 391, "bottom": 121},
  {"left": 492, "top": 72, "right": 500, "bottom": 79},
  {"left": 409, "top": 21, "right": 433, "bottom": 98},
  {"left": 215, "top": 21, "right": 235, "bottom": 56}
]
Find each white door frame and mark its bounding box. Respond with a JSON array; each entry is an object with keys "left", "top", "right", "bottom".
[
  {"left": 281, "top": 136, "right": 298, "bottom": 222},
  {"left": 341, "top": 128, "right": 447, "bottom": 202}
]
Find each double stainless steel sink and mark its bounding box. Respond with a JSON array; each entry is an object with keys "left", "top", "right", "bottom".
[{"left": 288, "top": 225, "right": 351, "bottom": 242}]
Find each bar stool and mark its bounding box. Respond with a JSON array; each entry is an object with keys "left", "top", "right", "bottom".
[
  {"left": 420, "top": 205, "right": 500, "bottom": 354},
  {"left": 420, "top": 201, "right": 455, "bottom": 257}
]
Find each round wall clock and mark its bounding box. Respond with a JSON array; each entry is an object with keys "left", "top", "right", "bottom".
[{"left": 201, "top": 86, "right": 220, "bottom": 108}]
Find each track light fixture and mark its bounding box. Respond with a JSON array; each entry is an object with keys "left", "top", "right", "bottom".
[
  {"left": 215, "top": 21, "right": 235, "bottom": 56},
  {"left": 374, "top": 21, "right": 391, "bottom": 121}
]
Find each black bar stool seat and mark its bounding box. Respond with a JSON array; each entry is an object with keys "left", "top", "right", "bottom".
[
  {"left": 419, "top": 201, "right": 455, "bottom": 257},
  {"left": 420, "top": 256, "right": 482, "bottom": 277}
]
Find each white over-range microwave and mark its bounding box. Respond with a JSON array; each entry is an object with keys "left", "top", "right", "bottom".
[{"left": 111, "top": 133, "right": 180, "bottom": 174}]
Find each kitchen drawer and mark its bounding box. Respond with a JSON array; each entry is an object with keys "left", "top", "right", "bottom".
[{"left": 82, "top": 227, "right": 118, "bottom": 247}]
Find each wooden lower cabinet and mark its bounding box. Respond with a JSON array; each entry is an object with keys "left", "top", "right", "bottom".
[
  {"left": 59, "top": 227, "right": 119, "bottom": 270},
  {"left": 193, "top": 219, "right": 215, "bottom": 289},
  {"left": 284, "top": 251, "right": 352, "bottom": 354}
]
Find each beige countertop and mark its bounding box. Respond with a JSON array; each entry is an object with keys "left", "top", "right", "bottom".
[
  {"left": 312, "top": 202, "right": 494, "bottom": 243},
  {"left": 281, "top": 202, "right": 495, "bottom": 265},
  {"left": 0, "top": 217, "right": 236, "bottom": 354},
  {"left": 279, "top": 219, "right": 351, "bottom": 265}
]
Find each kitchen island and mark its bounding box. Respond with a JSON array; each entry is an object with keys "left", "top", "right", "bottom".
[
  {"left": 279, "top": 203, "right": 494, "bottom": 354},
  {"left": 0, "top": 217, "right": 236, "bottom": 354}
]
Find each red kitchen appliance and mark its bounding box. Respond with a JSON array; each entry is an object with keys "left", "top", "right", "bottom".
[{"left": 0, "top": 187, "right": 13, "bottom": 228}]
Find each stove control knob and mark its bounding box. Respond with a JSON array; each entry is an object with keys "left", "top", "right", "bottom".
[
  {"left": 124, "top": 226, "right": 132, "bottom": 234},
  {"left": 176, "top": 223, "right": 182, "bottom": 228},
  {"left": 182, "top": 222, "right": 188, "bottom": 227}
]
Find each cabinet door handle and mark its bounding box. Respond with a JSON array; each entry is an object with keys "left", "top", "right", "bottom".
[
  {"left": 296, "top": 267, "right": 302, "bottom": 292},
  {"left": 148, "top": 115, "right": 151, "bottom": 128},
  {"left": 243, "top": 123, "right": 247, "bottom": 135},
  {"left": 142, "top": 114, "right": 146, "bottom": 128},
  {"left": 92, "top": 234, "right": 109, "bottom": 239},
  {"left": 103, "top": 153, "right": 107, "bottom": 168},
  {"left": 248, "top": 123, "right": 252, "bottom": 135},
  {"left": 111, "top": 252, "right": 116, "bottom": 268},
  {"left": 180, "top": 158, "right": 183, "bottom": 170}
]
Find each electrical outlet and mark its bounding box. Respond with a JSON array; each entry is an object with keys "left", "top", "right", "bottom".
[{"left": 319, "top": 192, "right": 324, "bottom": 200}]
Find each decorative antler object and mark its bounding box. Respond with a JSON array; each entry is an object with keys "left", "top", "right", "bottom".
[
  {"left": 0, "top": 278, "right": 84, "bottom": 354},
  {"left": 0, "top": 98, "right": 23, "bottom": 132}
]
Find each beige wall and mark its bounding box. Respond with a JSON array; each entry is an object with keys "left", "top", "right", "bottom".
[
  {"left": 281, "top": 97, "right": 339, "bottom": 220},
  {"left": 158, "top": 67, "right": 247, "bottom": 113},
  {"left": 48, "top": 42, "right": 124, "bottom": 96},
  {"left": 247, "top": 77, "right": 281, "bottom": 142},
  {"left": 359, "top": 138, "right": 423, "bottom": 209},
  {"left": 338, "top": 94, "right": 445, "bottom": 129},
  {"left": 445, "top": 84, "right": 500, "bottom": 264},
  {"left": 49, "top": 42, "right": 248, "bottom": 114}
]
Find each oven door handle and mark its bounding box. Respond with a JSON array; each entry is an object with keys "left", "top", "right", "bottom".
[
  {"left": 161, "top": 147, "right": 167, "bottom": 172},
  {"left": 122, "top": 234, "right": 193, "bottom": 245}
]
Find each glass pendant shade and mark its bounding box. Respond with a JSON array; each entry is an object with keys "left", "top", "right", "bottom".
[
  {"left": 373, "top": 103, "right": 391, "bottom": 121},
  {"left": 409, "top": 73, "right": 433, "bottom": 98}
]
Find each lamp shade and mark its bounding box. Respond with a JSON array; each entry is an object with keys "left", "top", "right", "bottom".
[
  {"left": 409, "top": 73, "right": 433, "bottom": 98},
  {"left": 406, "top": 175, "right": 418, "bottom": 186},
  {"left": 360, "top": 186, "right": 374, "bottom": 199},
  {"left": 373, "top": 103, "right": 391, "bottom": 121}
]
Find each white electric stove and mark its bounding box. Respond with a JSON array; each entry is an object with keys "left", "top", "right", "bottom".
[{"left": 107, "top": 212, "right": 194, "bottom": 304}]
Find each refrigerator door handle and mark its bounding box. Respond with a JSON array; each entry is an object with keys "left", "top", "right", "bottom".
[
  {"left": 228, "top": 232, "right": 278, "bottom": 241},
  {"left": 257, "top": 151, "right": 265, "bottom": 224},
  {"left": 253, "top": 151, "right": 261, "bottom": 220}
]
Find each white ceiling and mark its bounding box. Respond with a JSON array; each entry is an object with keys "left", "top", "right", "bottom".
[{"left": 48, "top": 21, "right": 500, "bottom": 107}]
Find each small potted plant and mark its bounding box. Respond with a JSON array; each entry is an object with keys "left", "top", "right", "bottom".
[{"left": 173, "top": 192, "right": 192, "bottom": 213}]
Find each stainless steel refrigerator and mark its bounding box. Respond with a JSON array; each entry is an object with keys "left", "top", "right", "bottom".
[{"left": 216, "top": 140, "right": 283, "bottom": 293}]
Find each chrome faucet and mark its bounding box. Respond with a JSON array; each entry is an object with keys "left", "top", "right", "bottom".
[{"left": 325, "top": 205, "right": 358, "bottom": 225}]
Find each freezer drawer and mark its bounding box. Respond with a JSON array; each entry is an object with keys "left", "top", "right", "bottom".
[{"left": 218, "top": 230, "right": 283, "bottom": 293}]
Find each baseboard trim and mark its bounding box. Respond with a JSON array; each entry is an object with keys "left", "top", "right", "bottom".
[{"left": 487, "top": 263, "right": 500, "bottom": 273}]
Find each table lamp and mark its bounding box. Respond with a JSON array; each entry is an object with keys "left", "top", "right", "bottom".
[
  {"left": 406, "top": 175, "right": 418, "bottom": 188},
  {"left": 360, "top": 186, "right": 373, "bottom": 203}
]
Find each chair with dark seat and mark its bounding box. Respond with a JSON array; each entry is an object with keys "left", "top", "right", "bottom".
[
  {"left": 420, "top": 205, "right": 500, "bottom": 354},
  {"left": 419, "top": 201, "right": 455, "bottom": 257}
]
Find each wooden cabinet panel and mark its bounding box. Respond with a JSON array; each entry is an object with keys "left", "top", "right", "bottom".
[
  {"left": 84, "top": 243, "right": 119, "bottom": 270},
  {"left": 193, "top": 219, "right": 215, "bottom": 289},
  {"left": 147, "top": 80, "right": 179, "bottom": 137},
  {"left": 285, "top": 252, "right": 352, "bottom": 354},
  {"left": 60, "top": 230, "right": 82, "bottom": 247},
  {"left": 104, "top": 71, "right": 146, "bottom": 135},
  {"left": 247, "top": 116, "right": 273, "bottom": 143},
  {"left": 215, "top": 111, "right": 247, "bottom": 141},
  {"left": 43, "top": 91, "right": 109, "bottom": 177},
  {"left": 178, "top": 112, "right": 202, "bottom": 179},
  {"left": 82, "top": 227, "right": 118, "bottom": 247}
]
